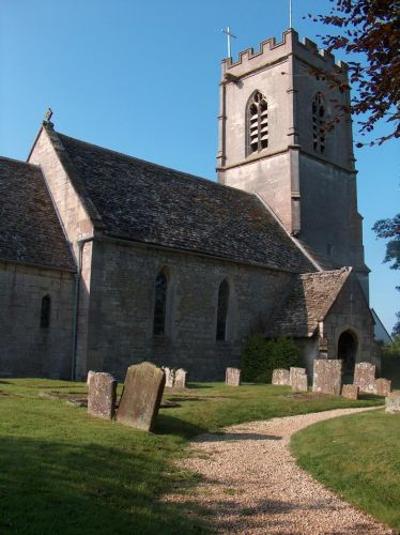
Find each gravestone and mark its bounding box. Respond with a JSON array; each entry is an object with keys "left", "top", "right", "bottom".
[
  {"left": 225, "top": 367, "right": 241, "bottom": 386},
  {"left": 88, "top": 372, "right": 117, "bottom": 419},
  {"left": 292, "top": 373, "right": 308, "bottom": 393},
  {"left": 289, "top": 367, "right": 306, "bottom": 386},
  {"left": 312, "top": 359, "right": 342, "bottom": 396},
  {"left": 86, "top": 370, "right": 96, "bottom": 386},
  {"left": 162, "top": 367, "right": 175, "bottom": 388},
  {"left": 375, "top": 378, "right": 391, "bottom": 397},
  {"left": 341, "top": 384, "right": 359, "bottom": 400},
  {"left": 354, "top": 362, "right": 376, "bottom": 393},
  {"left": 385, "top": 392, "right": 400, "bottom": 414},
  {"left": 117, "top": 362, "right": 165, "bottom": 431},
  {"left": 272, "top": 369, "right": 290, "bottom": 385},
  {"left": 174, "top": 368, "right": 187, "bottom": 389}
]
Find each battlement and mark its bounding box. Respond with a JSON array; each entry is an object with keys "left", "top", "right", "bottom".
[{"left": 222, "top": 29, "right": 348, "bottom": 76}]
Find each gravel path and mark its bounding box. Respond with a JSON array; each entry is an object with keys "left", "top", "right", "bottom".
[{"left": 166, "top": 407, "right": 394, "bottom": 534}]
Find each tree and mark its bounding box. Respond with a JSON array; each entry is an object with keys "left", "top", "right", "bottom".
[{"left": 310, "top": 0, "right": 400, "bottom": 146}]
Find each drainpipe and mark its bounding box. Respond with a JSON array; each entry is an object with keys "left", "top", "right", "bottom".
[{"left": 71, "top": 236, "right": 94, "bottom": 381}]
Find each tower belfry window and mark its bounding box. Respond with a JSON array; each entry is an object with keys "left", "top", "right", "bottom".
[
  {"left": 312, "top": 92, "right": 326, "bottom": 154},
  {"left": 247, "top": 91, "right": 268, "bottom": 154}
]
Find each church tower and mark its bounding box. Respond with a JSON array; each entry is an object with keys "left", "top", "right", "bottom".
[{"left": 217, "top": 30, "right": 369, "bottom": 297}]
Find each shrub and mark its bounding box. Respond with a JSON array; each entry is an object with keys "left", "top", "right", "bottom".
[{"left": 241, "top": 335, "right": 301, "bottom": 383}]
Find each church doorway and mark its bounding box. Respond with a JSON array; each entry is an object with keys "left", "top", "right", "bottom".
[{"left": 338, "top": 330, "right": 358, "bottom": 383}]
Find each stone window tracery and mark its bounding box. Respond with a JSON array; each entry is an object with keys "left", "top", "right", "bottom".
[
  {"left": 216, "top": 279, "right": 229, "bottom": 341},
  {"left": 247, "top": 91, "right": 268, "bottom": 155},
  {"left": 40, "top": 294, "right": 51, "bottom": 328},
  {"left": 153, "top": 270, "right": 168, "bottom": 335},
  {"left": 312, "top": 92, "right": 326, "bottom": 153}
]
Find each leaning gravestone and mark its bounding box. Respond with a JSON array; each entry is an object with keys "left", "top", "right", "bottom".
[
  {"left": 117, "top": 362, "right": 165, "bottom": 431},
  {"left": 292, "top": 373, "right": 308, "bottom": 393},
  {"left": 385, "top": 391, "right": 400, "bottom": 414},
  {"left": 375, "top": 378, "right": 391, "bottom": 397},
  {"left": 313, "top": 359, "right": 342, "bottom": 396},
  {"left": 174, "top": 368, "right": 187, "bottom": 389},
  {"left": 290, "top": 367, "right": 306, "bottom": 386},
  {"left": 225, "top": 367, "right": 241, "bottom": 386},
  {"left": 88, "top": 372, "right": 117, "bottom": 420},
  {"left": 341, "top": 384, "right": 359, "bottom": 400},
  {"left": 272, "top": 369, "right": 290, "bottom": 385},
  {"left": 354, "top": 362, "right": 376, "bottom": 393},
  {"left": 86, "top": 370, "right": 96, "bottom": 386}
]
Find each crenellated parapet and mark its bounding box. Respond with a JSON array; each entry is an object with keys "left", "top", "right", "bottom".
[{"left": 221, "top": 29, "right": 348, "bottom": 79}]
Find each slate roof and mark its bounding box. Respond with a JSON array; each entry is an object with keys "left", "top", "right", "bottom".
[
  {"left": 0, "top": 157, "right": 75, "bottom": 271},
  {"left": 54, "top": 131, "right": 313, "bottom": 273},
  {"left": 266, "top": 268, "right": 352, "bottom": 337}
]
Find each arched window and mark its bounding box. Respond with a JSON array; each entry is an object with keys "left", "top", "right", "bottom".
[
  {"left": 216, "top": 279, "right": 229, "bottom": 341},
  {"left": 312, "top": 92, "right": 326, "bottom": 153},
  {"left": 40, "top": 295, "right": 51, "bottom": 328},
  {"left": 153, "top": 270, "right": 168, "bottom": 335},
  {"left": 247, "top": 91, "right": 268, "bottom": 154}
]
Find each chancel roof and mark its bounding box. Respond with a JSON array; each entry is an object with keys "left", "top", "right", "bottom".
[
  {"left": 0, "top": 157, "right": 75, "bottom": 271},
  {"left": 266, "top": 268, "right": 352, "bottom": 338},
  {"left": 53, "top": 130, "right": 312, "bottom": 273}
]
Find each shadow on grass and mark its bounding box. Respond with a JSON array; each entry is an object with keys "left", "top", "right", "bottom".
[
  {"left": 0, "top": 435, "right": 209, "bottom": 535},
  {"left": 155, "top": 413, "right": 207, "bottom": 439}
]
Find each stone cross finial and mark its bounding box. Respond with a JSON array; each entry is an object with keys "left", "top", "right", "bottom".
[{"left": 44, "top": 107, "right": 53, "bottom": 123}]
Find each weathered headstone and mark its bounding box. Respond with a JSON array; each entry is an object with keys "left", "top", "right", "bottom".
[
  {"left": 312, "top": 359, "right": 342, "bottom": 396},
  {"left": 272, "top": 369, "right": 290, "bottom": 385},
  {"left": 225, "top": 367, "right": 241, "bottom": 386},
  {"left": 86, "top": 370, "right": 96, "bottom": 386},
  {"left": 88, "top": 372, "right": 117, "bottom": 420},
  {"left": 385, "top": 391, "right": 400, "bottom": 414},
  {"left": 162, "top": 367, "right": 175, "bottom": 388},
  {"left": 117, "top": 362, "right": 165, "bottom": 431},
  {"left": 289, "top": 367, "right": 306, "bottom": 386},
  {"left": 174, "top": 368, "right": 187, "bottom": 389},
  {"left": 341, "top": 384, "right": 359, "bottom": 400},
  {"left": 375, "top": 378, "right": 391, "bottom": 397},
  {"left": 354, "top": 362, "right": 376, "bottom": 393},
  {"left": 292, "top": 373, "right": 308, "bottom": 393}
]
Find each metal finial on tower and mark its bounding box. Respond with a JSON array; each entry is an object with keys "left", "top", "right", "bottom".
[
  {"left": 221, "top": 26, "right": 237, "bottom": 58},
  {"left": 44, "top": 107, "right": 53, "bottom": 123}
]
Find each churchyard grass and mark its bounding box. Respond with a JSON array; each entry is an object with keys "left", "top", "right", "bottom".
[
  {"left": 0, "top": 379, "right": 383, "bottom": 534},
  {"left": 291, "top": 409, "right": 400, "bottom": 531}
]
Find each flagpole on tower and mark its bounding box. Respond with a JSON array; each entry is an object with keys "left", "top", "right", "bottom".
[
  {"left": 289, "top": 0, "right": 293, "bottom": 28},
  {"left": 221, "top": 26, "right": 237, "bottom": 58}
]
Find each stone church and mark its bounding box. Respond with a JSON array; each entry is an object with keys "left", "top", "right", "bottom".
[{"left": 0, "top": 29, "right": 378, "bottom": 382}]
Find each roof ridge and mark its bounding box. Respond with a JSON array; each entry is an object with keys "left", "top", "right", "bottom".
[
  {"left": 56, "top": 131, "right": 258, "bottom": 199},
  {"left": 0, "top": 155, "right": 40, "bottom": 168}
]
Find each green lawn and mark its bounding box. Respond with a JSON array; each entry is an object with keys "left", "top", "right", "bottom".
[
  {"left": 0, "top": 379, "right": 383, "bottom": 535},
  {"left": 291, "top": 409, "right": 400, "bottom": 531}
]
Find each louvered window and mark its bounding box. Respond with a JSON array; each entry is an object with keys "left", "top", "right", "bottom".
[
  {"left": 247, "top": 91, "right": 268, "bottom": 154},
  {"left": 312, "top": 92, "right": 326, "bottom": 154}
]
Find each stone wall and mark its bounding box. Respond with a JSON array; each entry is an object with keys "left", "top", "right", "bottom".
[
  {"left": 82, "top": 238, "right": 294, "bottom": 381},
  {"left": 0, "top": 261, "right": 74, "bottom": 378}
]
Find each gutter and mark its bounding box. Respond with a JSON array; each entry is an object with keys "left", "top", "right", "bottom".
[{"left": 71, "top": 236, "right": 94, "bottom": 380}]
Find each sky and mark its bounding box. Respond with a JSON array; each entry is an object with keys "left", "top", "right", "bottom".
[{"left": 1, "top": 0, "right": 398, "bottom": 334}]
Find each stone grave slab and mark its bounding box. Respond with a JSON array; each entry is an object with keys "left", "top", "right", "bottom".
[
  {"left": 354, "top": 362, "right": 376, "bottom": 393},
  {"left": 385, "top": 392, "right": 400, "bottom": 414},
  {"left": 86, "top": 370, "right": 96, "bottom": 385},
  {"left": 272, "top": 369, "right": 290, "bottom": 385},
  {"left": 292, "top": 373, "right": 308, "bottom": 393},
  {"left": 225, "top": 367, "right": 241, "bottom": 386},
  {"left": 289, "top": 367, "right": 306, "bottom": 386},
  {"left": 88, "top": 372, "right": 117, "bottom": 420},
  {"left": 117, "top": 362, "right": 165, "bottom": 431},
  {"left": 375, "top": 378, "right": 391, "bottom": 397},
  {"left": 312, "top": 359, "right": 342, "bottom": 396},
  {"left": 162, "top": 367, "right": 175, "bottom": 388},
  {"left": 341, "top": 384, "right": 359, "bottom": 400},
  {"left": 174, "top": 368, "right": 187, "bottom": 389}
]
